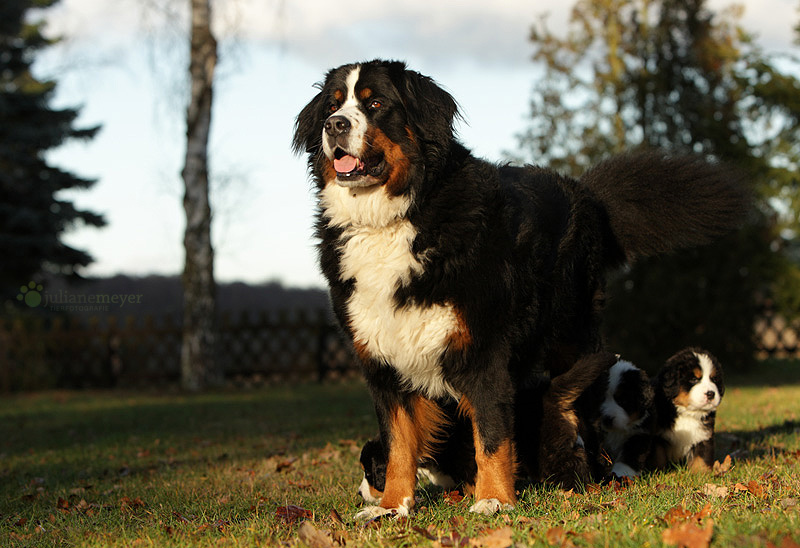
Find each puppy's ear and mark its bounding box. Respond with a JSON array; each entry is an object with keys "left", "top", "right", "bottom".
[
  {"left": 390, "top": 63, "right": 459, "bottom": 144},
  {"left": 292, "top": 89, "right": 325, "bottom": 155}
]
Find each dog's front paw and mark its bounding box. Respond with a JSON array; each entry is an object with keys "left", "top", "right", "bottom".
[
  {"left": 469, "top": 498, "right": 514, "bottom": 515},
  {"left": 353, "top": 503, "right": 410, "bottom": 522}
]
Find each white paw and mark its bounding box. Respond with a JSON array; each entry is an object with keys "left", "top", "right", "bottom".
[
  {"left": 469, "top": 498, "right": 514, "bottom": 515},
  {"left": 353, "top": 501, "right": 410, "bottom": 522},
  {"left": 611, "top": 462, "right": 640, "bottom": 478}
]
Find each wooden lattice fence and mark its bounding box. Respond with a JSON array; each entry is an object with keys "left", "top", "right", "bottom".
[{"left": 0, "top": 308, "right": 797, "bottom": 391}]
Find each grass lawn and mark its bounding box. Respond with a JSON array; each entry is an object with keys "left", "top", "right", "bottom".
[{"left": 1, "top": 360, "right": 799, "bottom": 547}]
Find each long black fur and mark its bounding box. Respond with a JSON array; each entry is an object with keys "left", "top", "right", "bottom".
[{"left": 293, "top": 59, "right": 749, "bottom": 511}]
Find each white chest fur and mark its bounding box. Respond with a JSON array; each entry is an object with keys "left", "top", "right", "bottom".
[
  {"left": 665, "top": 412, "right": 711, "bottom": 461},
  {"left": 321, "top": 184, "right": 460, "bottom": 399}
]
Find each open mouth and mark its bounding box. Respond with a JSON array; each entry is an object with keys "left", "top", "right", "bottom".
[{"left": 332, "top": 148, "right": 386, "bottom": 187}]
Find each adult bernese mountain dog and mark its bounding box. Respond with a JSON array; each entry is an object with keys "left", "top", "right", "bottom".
[
  {"left": 292, "top": 59, "right": 748, "bottom": 517},
  {"left": 648, "top": 348, "right": 725, "bottom": 472}
]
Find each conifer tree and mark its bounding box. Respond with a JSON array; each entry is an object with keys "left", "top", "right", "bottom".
[{"left": 0, "top": 0, "right": 105, "bottom": 292}]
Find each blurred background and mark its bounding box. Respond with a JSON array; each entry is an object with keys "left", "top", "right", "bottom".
[{"left": 1, "top": 0, "right": 799, "bottom": 391}]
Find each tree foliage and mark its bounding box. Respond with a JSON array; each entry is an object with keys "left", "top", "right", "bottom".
[
  {"left": 516, "top": 0, "right": 800, "bottom": 370},
  {"left": 0, "top": 0, "right": 105, "bottom": 291}
]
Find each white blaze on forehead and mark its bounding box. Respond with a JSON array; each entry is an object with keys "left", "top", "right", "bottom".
[
  {"left": 322, "top": 65, "right": 368, "bottom": 161},
  {"left": 343, "top": 66, "right": 361, "bottom": 106}
]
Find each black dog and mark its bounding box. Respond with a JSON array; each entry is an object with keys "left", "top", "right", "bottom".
[{"left": 293, "top": 59, "right": 748, "bottom": 517}]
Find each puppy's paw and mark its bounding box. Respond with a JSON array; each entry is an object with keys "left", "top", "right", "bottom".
[
  {"left": 611, "top": 462, "right": 640, "bottom": 478},
  {"left": 469, "top": 498, "right": 514, "bottom": 515}
]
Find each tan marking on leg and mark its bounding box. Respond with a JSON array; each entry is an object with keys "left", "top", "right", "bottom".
[
  {"left": 381, "top": 396, "right": 448, "bottom": 510},
  {"left": 689, "top": 455, "right": 711, "bottom": 473},
  {"left": 458, "top": 397, "right": 517, "bottom": 506}
]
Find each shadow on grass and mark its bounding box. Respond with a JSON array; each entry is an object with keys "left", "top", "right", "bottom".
[{"left": 0, "top": 381, "right": 376, "bottom": 490}]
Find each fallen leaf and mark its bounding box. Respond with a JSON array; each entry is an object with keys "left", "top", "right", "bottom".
[
  {"left": 780, "top": 498, "right": 798, "bottom": 510},
  {"left": 471, "top": 526, "right": 513, "bottom": 548},
  {"left": 544, "top": 526, "right": 577, "bottom": 548},
  {"left": 661, "top": 518, "right": 714, "bottom": 548},
  {"left": 275, "top": 458, "right": 297, "bottom": 473},
  {"left": 329, "top": 508, "right": 344, "bottom": 525},
  {"left": 275, "top": 504, "right": 312, "bottom": 524},
  {"left": 412, "top": 525, "right": 438, "bottom": 541},
  {"left": 747, "top": 481, "right": 765, "bottom": 497},
  {"left": 297, "top": 521, "right": 335, "bottom": 548},
  {"left": 701, "top": 483, "right": 729, "bottom": 499},
  {"left": 444, "top": 490, "right": 465, "bottom": 504},
  {"left": 712, "top": 455, "right": 732, "bottom": 476},
  {"left": 663, "top": 505, "right": 693, "bottom": 526},
  {"left": 766, "top": 536, "right": 800, "bottom": 548}
]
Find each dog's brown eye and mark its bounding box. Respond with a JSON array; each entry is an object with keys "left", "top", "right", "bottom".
[
  {"left": 329, "top": 103, "right": 339, "bottom": 113},
  {"left": 369, "top": 100, "right": 382, "bottom": 110}
]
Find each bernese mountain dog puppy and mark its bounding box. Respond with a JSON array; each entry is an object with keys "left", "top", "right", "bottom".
[
  {"left": 292, "top": 59, "right": 748, "bottom": 517},
  {"left": 648, "top": 348, "right": 725, "bottom": 472},
  {"left": 357, "top": 352, "right": 618, "bottom": 503},
  {"left": 596, "top": 357, "right": 656, "bottom": 478}
]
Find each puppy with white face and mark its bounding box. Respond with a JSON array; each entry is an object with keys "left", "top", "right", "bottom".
[{"left": 650, "top": 348, "right": 725, "bottom": 472}]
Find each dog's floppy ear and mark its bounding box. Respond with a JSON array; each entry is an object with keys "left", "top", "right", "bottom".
[
  {"left": 390, "top": 62, "right": 459, "bottom": 145},
  {"left": 292, "top": 88, "right": 325, "bottom": 155}
]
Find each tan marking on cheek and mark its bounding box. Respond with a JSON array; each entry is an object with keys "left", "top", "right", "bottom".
[
  {"left": 366, "top": 128, "right": 411, "bottom": 196},
  {"left": 674, "top": 389, "right": 692, "bottom": 408},
  {"left": 458, "top": 397, "right": 517, "bottom": 506}
]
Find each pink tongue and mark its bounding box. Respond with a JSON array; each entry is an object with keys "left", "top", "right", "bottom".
[{"left": 334, "top": 155, "right": 358, "bottom": 173}]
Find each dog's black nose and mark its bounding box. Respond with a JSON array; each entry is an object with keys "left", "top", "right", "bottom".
[
  {"left": 706, "top": 390, "right": 716, "bottom": 400},
  {"left": 325, "top": 115, "right": 350, "bottom": 137}
]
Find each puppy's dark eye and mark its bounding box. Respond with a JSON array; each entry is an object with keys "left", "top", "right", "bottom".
[
  {"left": 328, "top": 103, "right": 339, "bottom": 113},
  {"left": 369, "top": 100, "right": 383, "bottom": 110}
]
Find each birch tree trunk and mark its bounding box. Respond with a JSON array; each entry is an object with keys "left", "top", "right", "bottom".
[{"left": 181, "top": 0, "right": 218, "bottom": 391}]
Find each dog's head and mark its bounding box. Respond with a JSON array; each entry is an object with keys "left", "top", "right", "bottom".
[
  {"left": 292, "top": 59, "right": 458, "bottom": 196},
  {"left": 658, "top": 348, "right": 725, "bottom": 414},
  {"left": 357, "top": 438, "right": 386, "bottom": 504},
  {"left": 600, "top": 359, "right": 654, "bottom": 431}
]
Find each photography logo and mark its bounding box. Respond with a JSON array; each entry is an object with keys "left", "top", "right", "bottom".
[
  {"left": 17, "top": 281, "right": 44, "bottom": 308},
  {"left": 15, "top": 281, "right": 143, "bottom": 312}
]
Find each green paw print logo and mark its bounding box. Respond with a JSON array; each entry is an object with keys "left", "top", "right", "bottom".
[{"left": 17, "top": 281, "right": 44, "bottom": 308}]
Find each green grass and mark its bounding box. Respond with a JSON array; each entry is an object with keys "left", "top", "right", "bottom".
[{"left": 1, "top": 360, "right": 799, "bottom": 547}]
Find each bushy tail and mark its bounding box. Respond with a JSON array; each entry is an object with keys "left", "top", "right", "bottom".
[
  {"left": 580, "top": 151, "right": 751, "bottom": 262},
  {"left": 548, "top": 352, "right": 618, "bottom": 407}
]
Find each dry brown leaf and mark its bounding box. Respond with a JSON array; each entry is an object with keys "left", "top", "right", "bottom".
[
  {"left": 275, "top": 504, "right": 313, "bottom": 524},
  {"left": 297, "top": 521, "right": 334, "bottom": 548},
  {"left": 712, "top": 455, "right": 733, "bottom": 476},
  {"left": 661, "top": 518, "right": 714, "bottom": 548},
  {"left": 663, "top": 505, "right": 694, "bottom": 526},
  {"left": 766, "top": 536, "right": 800, "bottom": 548},
  {"left": 470, "top": 526, "right": 513, "bottom": 548},
  {"left": 701, "top": 483, "right": 729, "bottom": 499},
  {"left": 544, "top": 526, "right": 577, "bottom": 548}
]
